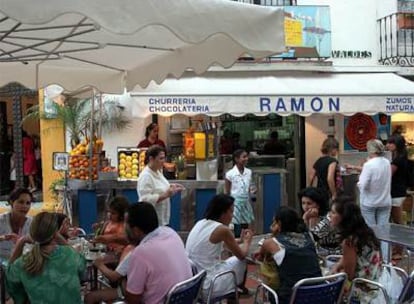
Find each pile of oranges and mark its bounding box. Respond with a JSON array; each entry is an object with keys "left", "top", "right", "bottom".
[{"left": 68, "top": 137, "right": 104, "bottom": 180}]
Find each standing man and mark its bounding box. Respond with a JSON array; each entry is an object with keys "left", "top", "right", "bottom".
[
  {"left": 262, "top": 131, "right": 285, "bottom": 155},
  {"left": 125, "top": 202, "right": 192, "bottom": 303}
]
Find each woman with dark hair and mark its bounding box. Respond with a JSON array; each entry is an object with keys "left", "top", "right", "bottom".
[
  {"left": 137, "top": 122, "right": 165, "bottom": 148},
  {"left": 257, "top": 206, "right": 321, "bottom": 304},
  {"left": 387, "top": 134, "right": 409, "bottom": 260},
  {"left": 137, "top": 145, "right": 184, "bottom": 225},
  {"left": 330, "top": 196, "right": 381, "bottom": 283},
  {"left": 224, "top": 149, "right": 254, "bottom": 237},
  {"left": 93, "top": 196, "right": 129, "bottom": 253},
  {"left": 386, "top": 134, "right": 409, "bottom": 226},
  {"left": 186, "top": 194, "right": 253, "bottom": 300},
  {"left": 299, "top": 187, "right": 341, "bottom": 255},
  {"left": 0, "top": 188, "right": 33, "bottom": 259},
  {"left": 6, "top": 212, "right": 86, "bottom": 303},
  {"left": 309, "top": 137, "right": 341, "bottom": 201}
]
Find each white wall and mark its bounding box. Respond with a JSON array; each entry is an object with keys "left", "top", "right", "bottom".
[
  {"left": 100, "top": 95, "right": 152, "bottom": 167},
  {"left": 304, "top": 113, "right": 345, "bottom": 185},
  {"left": 377, "top": 0, "right": 398, "bottom": 19},
  {"left": 298, "top": 0, "right": 396, "bottom": 67}
]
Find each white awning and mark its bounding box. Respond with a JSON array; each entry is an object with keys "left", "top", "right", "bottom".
[
  {"left": 0, "top": 0, "right": 285, "bottom": 92},
  {"left": 129, "top": 72, "right": 414, "bottom": 117}
]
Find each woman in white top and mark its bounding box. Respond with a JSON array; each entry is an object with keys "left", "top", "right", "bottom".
[
  {"left": 186, "top": 194, "right": 253, "bottom": 300},
  {"left": 357, "top": 139, "right": 392, "bottom": 227},
  {"left": 136, "top": 145, "right": 184, "bottom": 226},
  {"left": 225, "top": 149, "right": 254, "bottom": 237},
  {"left": 0, "top": 188, "right": 33, "bottom": 260}
]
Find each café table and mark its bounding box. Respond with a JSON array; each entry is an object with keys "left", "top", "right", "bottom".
[{"left": 371, "top": 223, "right": 414, "bottom": 263}]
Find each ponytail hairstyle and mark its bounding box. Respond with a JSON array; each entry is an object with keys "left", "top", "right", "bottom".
[{"left": 23, "top": 212, "right": 59, "bottom": 275}]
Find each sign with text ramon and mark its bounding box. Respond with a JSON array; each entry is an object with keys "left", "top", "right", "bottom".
[{"left": 130, "top": 95, "right": 414, "bottom": 118}]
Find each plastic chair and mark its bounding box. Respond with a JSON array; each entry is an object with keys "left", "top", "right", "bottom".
[
  {"left": 203, "top": 269, "right": 239, "bottom": 304},
  {"left": 164, "top": 270, "right": 207, "bottom": 304},
  {"left": 289, "top": 272, "right": 347, "bottom": 304},
  {"left": 253, "top": 282, "right": 278, "bottom": 304}
]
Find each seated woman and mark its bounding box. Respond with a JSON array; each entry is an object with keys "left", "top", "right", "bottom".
[
  {"left": 257, "top": 206, "right": 322, "bottom": 304},
  {"left": 186, "top": 194, "right": 253, "bottom": 300},
  {"left": 330, "top": 196, "right": 382, "bottom": 283},
  {"left": 5, "top": 212, "right": 86, "bottom": 304},
  {"left": 93, "top": 196, "right": 129, "bottom": 254},
  {"left": 0, "top": 188, "right": 33, "bottom": 260},
  {"left": 299, "top": 187, "right": 342, "bottom": 255}
]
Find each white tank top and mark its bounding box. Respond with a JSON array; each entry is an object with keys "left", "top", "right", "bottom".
[{"left": 186, "top": 219, "right": 223, "bottom": 272}]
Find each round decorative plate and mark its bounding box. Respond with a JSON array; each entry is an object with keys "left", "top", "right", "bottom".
[{"left": 346, "top": 113, "right": 377, "bottom": 150}]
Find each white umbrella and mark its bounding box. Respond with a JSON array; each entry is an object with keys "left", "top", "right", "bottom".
[{"left": 0, "top": 0, "right": 285, "bottom": 92}]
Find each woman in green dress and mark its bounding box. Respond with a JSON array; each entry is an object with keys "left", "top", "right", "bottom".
[{"left": 6, "top": 212, "right": 86, "bottom": 304}]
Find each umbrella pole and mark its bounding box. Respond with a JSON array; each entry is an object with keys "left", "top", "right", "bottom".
[
  {"left": 98, "top": 93, "right": 103, "bottom": 140},
  {"left": 88, "top": 88, "right": 95, "bottom": 189}
]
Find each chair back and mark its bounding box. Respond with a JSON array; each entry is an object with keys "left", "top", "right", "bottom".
[
  {"left": 347, "top": 278, "right": 389, "bottom": 304},
  {"left": 398, "top": 270, "right": 414, "bottom": 304},
  {"left": 382, "top": 264, "right": 408, "bottom": 282},
  {"left": 254, "top": 282, "right": 278, "bottom": 304},
  {"left": 164, "top": 270, "right": 207, "bottom": 304},
  {"left": 205, "top": 269, "right": 239, "bottom": 304},
  {"left": 289, "top": 272, "right": 347, "bottom": 304}
]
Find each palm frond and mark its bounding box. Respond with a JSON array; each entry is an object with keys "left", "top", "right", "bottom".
[{"left": 21, "top": 96, "right": 131, "bottom": 148}]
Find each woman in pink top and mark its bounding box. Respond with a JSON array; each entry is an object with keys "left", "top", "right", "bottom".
[{"left": 94, "top": 196, "right": 129, "bottom": 254}]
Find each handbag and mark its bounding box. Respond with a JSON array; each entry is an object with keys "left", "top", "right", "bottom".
[{"left": 258, "top": 255, "right": 280, "bottom": 291}]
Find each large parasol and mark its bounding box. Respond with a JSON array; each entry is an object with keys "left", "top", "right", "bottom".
[{"left": 0, "top": 0, "right": 285, "bottom": 92}]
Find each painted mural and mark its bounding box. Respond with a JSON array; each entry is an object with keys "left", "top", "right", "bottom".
[{"left": 275, "top": 6, "right": 331, "bottom": 59}]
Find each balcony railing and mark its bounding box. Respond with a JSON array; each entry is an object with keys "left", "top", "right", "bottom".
[
  {"left": 233, "top": 0, "right": 297, "bottom": 6},
  {"left": 378, "top": 13, "right": 414, "bottom": 66}
]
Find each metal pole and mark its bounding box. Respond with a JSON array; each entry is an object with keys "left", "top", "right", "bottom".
[
  {"left": 12, "top": 85, "right": 24, "bottom": 189},
  {"left": 88, "top": 89, "right": 95, "bottom": 189},
  {"left": 98, "top": 94, "right": 102, "bottom": 140}
]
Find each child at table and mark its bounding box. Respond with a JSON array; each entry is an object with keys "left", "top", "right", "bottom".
[
  {"left": 93, "top": 196, "right": 129, "bottom": 254},
  {"left": 84, "top": 244, "right": 134, "bottom": 304}
]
